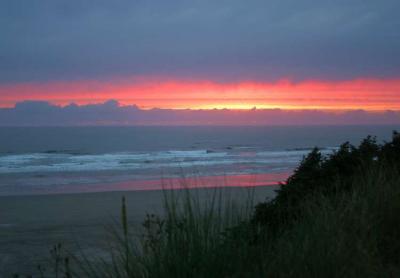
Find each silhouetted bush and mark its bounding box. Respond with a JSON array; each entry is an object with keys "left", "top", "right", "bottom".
[{"left": 252, "top": 132, "right": 399, "bottom": 233}]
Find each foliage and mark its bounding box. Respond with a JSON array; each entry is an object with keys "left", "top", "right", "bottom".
[{"left": 252, "top": 133, "right": 399, "bottom": 232}]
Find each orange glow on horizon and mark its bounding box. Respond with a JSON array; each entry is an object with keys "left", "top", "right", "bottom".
[{"left": 1, "top": 78, "right": 400, "bottom": 111}]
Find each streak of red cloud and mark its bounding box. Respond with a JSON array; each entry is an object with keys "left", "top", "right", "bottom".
[{"left": 1, "top": 78, "right": 399, "bottom": 110}]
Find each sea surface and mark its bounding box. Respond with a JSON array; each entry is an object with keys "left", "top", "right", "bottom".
[{"left": 0, "top": 125, "right": 397, "bottom": 195}]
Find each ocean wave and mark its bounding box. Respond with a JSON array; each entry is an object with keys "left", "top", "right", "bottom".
[{"left": 0, "top": 147, "right": 337, "bottom": 174}]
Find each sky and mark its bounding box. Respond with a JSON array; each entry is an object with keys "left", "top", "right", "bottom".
[{"left": 1, "top": 0, "right": 400, "bottom": 124}]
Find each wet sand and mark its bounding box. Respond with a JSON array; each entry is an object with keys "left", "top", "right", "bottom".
[
  {"left": 0, "top": 185, "right": 278, "bottom": 276},
  {"left": 0, "top": 172, "right": 288, "bottom": 196}
]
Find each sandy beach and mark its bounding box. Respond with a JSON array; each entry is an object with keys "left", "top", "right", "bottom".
[{"left": 0, "top": 185, "right": 278, "bottom": 276}]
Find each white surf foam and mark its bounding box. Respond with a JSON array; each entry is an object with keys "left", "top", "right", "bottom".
[{"left": 0, "top": 148, "right": 337, "bottom": 174}]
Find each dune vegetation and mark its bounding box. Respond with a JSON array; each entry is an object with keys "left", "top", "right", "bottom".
[{"left": 20, "top": 132, "right": 400, "bottom": 278}]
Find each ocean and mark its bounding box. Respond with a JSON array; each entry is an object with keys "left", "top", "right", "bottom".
[{"left": 0, "top": 125, "right": 397, "bottom": 195}]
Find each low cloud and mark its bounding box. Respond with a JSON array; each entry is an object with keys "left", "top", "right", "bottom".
[{"left": 1, "top": 100, "right": 399, "bottom": 126}]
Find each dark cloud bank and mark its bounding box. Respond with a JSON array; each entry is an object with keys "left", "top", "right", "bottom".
[
  {"left": 1, "top": 0, "right": 400, "bottom": 83},
  {"left": 0, "top": 101, "right": 399, "bottom": 126}
]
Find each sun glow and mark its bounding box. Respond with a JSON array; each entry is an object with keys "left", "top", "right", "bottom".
[{"left": 1, "top": 78, "right": 400, "bottom": 111}]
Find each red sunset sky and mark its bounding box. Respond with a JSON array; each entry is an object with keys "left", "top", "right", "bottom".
[
  {"left": 1, "top": 78, "right": 400, "bottom": 111},
  {"left": 1, "top": 0, "right": 399, "bottom": 124}
]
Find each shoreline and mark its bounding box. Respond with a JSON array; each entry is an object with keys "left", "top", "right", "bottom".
[{"left": 0, "top": 172, "right": 288, "bottom": 197}]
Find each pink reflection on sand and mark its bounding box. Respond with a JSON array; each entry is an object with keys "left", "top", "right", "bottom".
[{"left": 79, "top": 172, "right": 289, "bottom": 193}]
